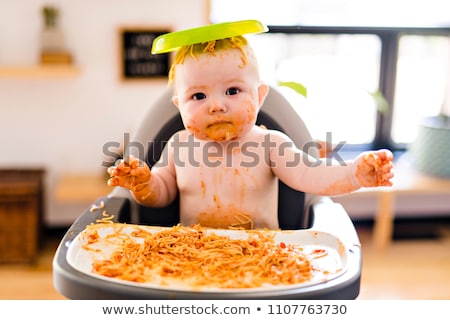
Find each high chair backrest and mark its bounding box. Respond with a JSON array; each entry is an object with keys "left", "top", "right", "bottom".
[{"left": 128, "top": 85, "right": 318, "bottom": 230}]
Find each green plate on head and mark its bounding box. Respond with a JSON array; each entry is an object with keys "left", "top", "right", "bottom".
[{"left": 151, "top": 20, "right": 268, "bottom": 54}]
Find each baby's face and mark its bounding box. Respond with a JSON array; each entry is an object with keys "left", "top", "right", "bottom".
[{"left": 172, "top": 48, "right": 267, "bottom": 141}]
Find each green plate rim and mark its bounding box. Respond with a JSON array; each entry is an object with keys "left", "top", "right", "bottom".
[{"left": 151, "top": 20, "right": 268, "bottom": 54}]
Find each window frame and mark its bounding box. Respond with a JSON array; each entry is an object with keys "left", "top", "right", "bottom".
[{"left": 265, "top": 25, "right": 450, "bottom": 153}]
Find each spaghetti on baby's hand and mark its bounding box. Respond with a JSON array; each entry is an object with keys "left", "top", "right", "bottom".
[
  {"left": 354, "top": 149, "right": 394, "bottom": 187},
  {"left": 107, "top": 155, "right": 152, "bottom": 194}
]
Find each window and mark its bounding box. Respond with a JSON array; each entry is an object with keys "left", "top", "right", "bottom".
[
  {"left": 392, "top": 35, "right": 450, "bottom": 144},
  {"left": 210, "top": 0, "right": 450, "bottom": 152},
  {"left": 250, "top": 32, "right": 381, "bottom": 146}
]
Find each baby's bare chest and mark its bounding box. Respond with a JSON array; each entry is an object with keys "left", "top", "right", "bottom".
[
  {"left": 175, "top": 147, "right": 272, "bottom": 194},
  {"left": 172, "top": 134, "right": 275, "bottom": 193}
]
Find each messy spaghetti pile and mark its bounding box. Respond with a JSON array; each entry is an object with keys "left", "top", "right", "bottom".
[{"left": 81, "top": 222, "right": 323, "bottom": 289}]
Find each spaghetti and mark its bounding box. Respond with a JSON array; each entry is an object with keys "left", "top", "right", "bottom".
[{"left": 82, "top": 223, "right": 323, "bottom": 289}]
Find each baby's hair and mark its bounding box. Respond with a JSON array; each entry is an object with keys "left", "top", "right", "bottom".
[{"left": 168, "top": 35, "right": 251, "bottom": 84}]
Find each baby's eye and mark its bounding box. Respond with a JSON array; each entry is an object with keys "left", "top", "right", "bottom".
[
  {"left": 192, "top": 92, "right": 206, "bottom": 100},
  {"left": 226, "top": 87, "right": 240, "bottom": 96}
]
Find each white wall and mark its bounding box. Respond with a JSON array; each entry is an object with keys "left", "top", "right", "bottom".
[{"left": 0, "top": 0, "right": 208, "bottom": 226}]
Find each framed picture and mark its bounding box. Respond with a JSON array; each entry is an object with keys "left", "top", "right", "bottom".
[{"left": 119, "top": 28, "right": 170, "bottom": 80}]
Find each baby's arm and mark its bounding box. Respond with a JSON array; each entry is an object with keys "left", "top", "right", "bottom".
[
  {"left": 107, "top": 140, "right": 178, "bottom": 207},
  {"left": 268, "top": 131, "right": 394, "bottom": 195}
]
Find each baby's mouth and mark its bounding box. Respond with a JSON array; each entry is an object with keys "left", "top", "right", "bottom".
[
  {"left": 205, "top": 121, "right": 236, "bottom": 141},
  {"left": 207, "top": 119, "right": 232, "bottom": 127}
]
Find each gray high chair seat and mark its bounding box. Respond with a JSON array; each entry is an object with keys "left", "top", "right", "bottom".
[{"left": 53, "top": 86, "right": 362, "bottom": 299}]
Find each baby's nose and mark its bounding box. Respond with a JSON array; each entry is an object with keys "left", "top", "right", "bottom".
[{"left": 208, "top": 101, "right": 227, "bottom": 113}]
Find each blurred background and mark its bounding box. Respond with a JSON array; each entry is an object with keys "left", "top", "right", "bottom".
[{"left": 0, "top": 0, "right": 449, "bottom": 299}]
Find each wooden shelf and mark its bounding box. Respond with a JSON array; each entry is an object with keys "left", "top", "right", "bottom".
[
  {"left": 0, "top": 65, "right": 80, "bottom": 78},
  {"left": 55, "top": 174, "right": 112, "bottom": 203}
]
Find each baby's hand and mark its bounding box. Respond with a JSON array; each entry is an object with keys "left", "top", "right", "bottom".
[
  {"left": 354, "top": 149, "right": 394, "bottom": 187},
  {"left": 107, "top": 155, "right": 151, "bottom": 192}
]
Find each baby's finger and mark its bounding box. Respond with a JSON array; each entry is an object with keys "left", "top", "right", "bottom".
[
  {"left": 122, "top": 157, "right": 142, "bottom": 172},
  {"left": 107, "top": 176, "right": 119, "bottom": 187},
  {"left": 376, "top": 149, "right": 394, "bottom": 162},
  {"left": 124, "top": 156, "right": 147, "bottom": 173},
  {"left": 108, "top": 175, "right": 137, "bottom": 190},
  {"left": 123, "top": 155, "right": 138, "bottom": 165},
  {"left": 381, "top": 161, "right": 394, "bottom": 173},
  {"left": 111, "top": 163, "right": 131, "bottom": 176},
  {"left": 380, "top": 172, "right": 394, "bottom": 186},
  {"left": 108, "top": 176, "right": 135, "bottom": 189},
  {"left": 107, "top": 166, "right": 119, "bottom": 176}
]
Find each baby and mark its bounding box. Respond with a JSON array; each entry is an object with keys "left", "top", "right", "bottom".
[{"left": 107, "top": 29, "right": 394, "bottom": 230}]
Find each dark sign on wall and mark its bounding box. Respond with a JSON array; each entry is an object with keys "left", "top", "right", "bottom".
[{"left": 120, "top": 28, "right": 170, "bottom": 80}]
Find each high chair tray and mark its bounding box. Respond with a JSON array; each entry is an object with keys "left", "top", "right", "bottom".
[{"left": 66, "top": 223, "right": 349, "bottom": 295}]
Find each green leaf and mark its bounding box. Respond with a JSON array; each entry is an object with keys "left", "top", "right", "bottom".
[
  {"left": 278, "top": 81, "right": 308, "bottom": 98},
  {"left": 367, "top": 90, "right": 389, "bottom": 113}
]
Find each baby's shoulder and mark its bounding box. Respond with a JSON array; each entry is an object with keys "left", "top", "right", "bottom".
[
  {"left": 169, "top": 129, "right": 190, "bottom": 141},
  {"left": 249, "top": 126, "right": 292, "bottom": 143}
]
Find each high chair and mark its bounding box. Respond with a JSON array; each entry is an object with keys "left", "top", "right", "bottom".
[{"left": 53, "top": 86, "right": 361, "bottom": 299}]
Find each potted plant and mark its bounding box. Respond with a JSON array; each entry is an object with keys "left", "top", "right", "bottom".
[
  {"left": 39, "top": 6, "right": 72, "bottom": 64},
  {"left": 409, "top": 98, "right": 450, "bottom": 177},
  {"left": 40, "top": 6, "right": 64, "bottom": 51}
]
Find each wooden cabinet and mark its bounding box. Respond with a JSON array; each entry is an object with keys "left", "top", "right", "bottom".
[{"left": 0, "top": 168, "right": 45, "bottom": 263}]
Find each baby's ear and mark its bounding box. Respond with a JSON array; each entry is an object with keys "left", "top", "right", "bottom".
[
  {"left": 258, "top": 83, "right": 269, "bottom": 107},
  {"left": 171, "top": 96, "right": 179, "bottom": 108}
]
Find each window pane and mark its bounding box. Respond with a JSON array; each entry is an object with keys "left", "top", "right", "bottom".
[
  {"left": 249, "top": 33, "right": 381, "bottom": 144},
  {"left": 391, "top": 35, "right": 450, "bottom": 144},
  {"left": 210, "top": 0, "right": 450, "bottom": 27}
]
